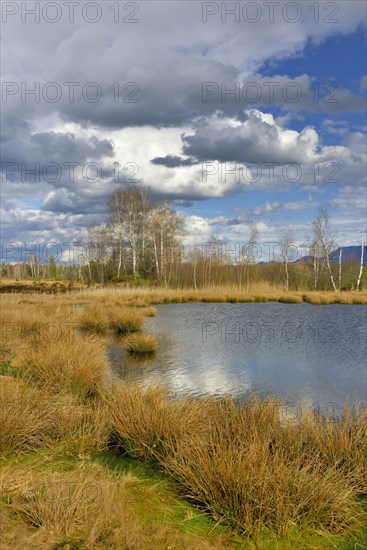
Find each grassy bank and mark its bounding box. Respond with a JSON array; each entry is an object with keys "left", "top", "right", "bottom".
[
  {"left": 68, "top": 286, "right": 367, "bottom": 305},
  {"left": 2, "top": 279, "right": 367, "bottom": 304},
  {"left": 0, "top": 289, "right": 366, "bottom": 548}
]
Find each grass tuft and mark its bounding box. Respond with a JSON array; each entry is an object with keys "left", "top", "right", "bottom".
[
  {"left": 13, "top": 335, "right": 108, "bottom": 399},
  {"left": 105, "top": 384, "right": 367, "bottom": 538},
  {"left": 140, "top": 306, "right": 157, "bottom": 317},
  {"left": 109, "top": 308, "right": 144, "bottom": 333},
  {"left": 124, "top": 333, "right": 158, "bottom": 354},
  {"left": 0, "top": 377, "right": 84, "bottom": 456}
]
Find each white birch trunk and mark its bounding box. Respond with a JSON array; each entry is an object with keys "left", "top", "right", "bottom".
[
  {"left": 356, "top": 236, "right": 364, "bottom": 291},
  {"left": 321, "top": 236, "right": 337, "bottom": 292},
  {"left": 153, "top": 235, "right": 160, "bottom": 279},
  {"left": 313, "top": 243, "right": 318, "bottom": 290},
  {"left": 117, "top": 243, "right": 122, "bottom": 277}
]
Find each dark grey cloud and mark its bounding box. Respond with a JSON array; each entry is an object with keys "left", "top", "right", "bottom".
[
  {"left": 1, "top": 130, "right": 114, "bottom": 184},
  {"left": 151, "top": 155, "right": 196, "bottom": 167},
  {"left": 31, "top": 132, "right": 113, "bottom": 160},
  {"left": 181, "top": 111, "right": 318, "bottom": 164},
  {"left": 2, "top": 4, "right": 365, "bottom": 136},
  {"left": 172, "top": 199, "right": 194, "bottom": 207},
  {"left": 42, "top": 187, "right": 112, "bottom": 215}
]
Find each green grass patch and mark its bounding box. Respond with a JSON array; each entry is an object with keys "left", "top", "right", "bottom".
[{"left": 0, "top": 362, "right": 20, "bottom": 378}]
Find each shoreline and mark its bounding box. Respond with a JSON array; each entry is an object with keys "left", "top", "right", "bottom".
[{"left": 1, "top": 283, "right": 366, "bottom": 304}]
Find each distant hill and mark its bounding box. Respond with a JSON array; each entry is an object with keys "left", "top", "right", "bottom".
[{"left": 295, "top": 246, "right": 367, "bottom": 265}]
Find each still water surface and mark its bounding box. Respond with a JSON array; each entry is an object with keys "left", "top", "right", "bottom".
[{"left": 108, "top": 303, "right": 367, "bottom": 411}]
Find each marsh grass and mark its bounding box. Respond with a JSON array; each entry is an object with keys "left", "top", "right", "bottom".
[
  {"left": 278, "top": 295, "right": 303, "bottom": 304},
  {"left": 0, "top": 377, "right": 84, "bottom": 457},
  {"left": 124, "top": 333, "right": 158, "bottom": 354},
  {"left": 104, "top": 383, "right": 209, "bottom": 461},
  {"left": 105, "top": 384, "right": 367, "bottom": 538},
  {"left": 77, "top": 303, "right": 144, "bottom": 334},
  {"left": 302, "top": 292, "right": 367, "bottom": 305},
  {"left": 77, "top": 304, "right": 109, "bottom": 333},
  {"left": 1, "top": 288, "right": 367, "bottom": 546},
  {"left": 13, "top": 335, "right": 108, "bottom": 398},
  {"left": 0, "top": 466, "right": 135, "bottom": 545},
  {"left": 108, "top": 307, "right": 144, "bottom": 333},
  {"left": 140, "top": 306, "right": 157, "bottom": 317},
  {"left": 64, "top": 286, "right": 367, "bottom": 306},
  {"left": 13, "top": 284, "right": 364, "bottom": 308},
  {"left": 0, "top": 456, "right": 232, "bottom": 550}
]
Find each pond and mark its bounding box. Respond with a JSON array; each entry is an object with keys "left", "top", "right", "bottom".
[{"left": 108, "top": 302, "right": 367, "bottom": 414}]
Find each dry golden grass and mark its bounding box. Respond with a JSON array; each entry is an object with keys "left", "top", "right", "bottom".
[
  {"left": 0, "top": 461, "right": 229, "bottom": 550},
  {"left": 6, "top": 284, "right": 362, "bottom": 309},
  {"left": 300, "top": 405, "right": 367, "bottom": 494},
  {"left": 124, "top": 333, "right": 158, "bottom": 354},
  {"left": 76, "top": 302, "right": 144, "bottom": 334},
  {"left": 0, "top": 340, "right": 13, "bottom": 363},
  {"left": 105, "top": 383, "right": 367, "bottom": 538},
  {"left": 140, "top": 306, "right": 157, "bottom": 317},
  {"left": 57, "top": 286, "right": 367, "bottom": 306},
  {"left": 302, "top": 291, "right": 367, "bottom": 304},
  {"left": 108, "top": 306, "right": 144, "bottom": 333},
  {"left": 77, "top": 304, "right": 109, "bottom": 333},
  {"left": 0, "top": 466, "right": 136, "bottom": 548},
  {"left": 13, "top": 334, "right": 108, "bottom": 398},
  {"left": 0, "top": 377, "right": 84, "bottom": 457},
  {"left": 0, "top": 296, "right": 81, "bottom": 364},
  {"left": 104, "top": 383, "right": 209, "bottom": 461},
  {"left": 163, "top": 435, "right": 360, "bottom": 537},
  {"left": 1, "top": 466, "right": 128, "bottom": 532},
  {"left": 1, "top": 288, "right": 367, "bottom": 544}
]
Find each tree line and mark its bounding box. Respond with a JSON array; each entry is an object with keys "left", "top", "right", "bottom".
[{"left": 1, "top": 187, "right": 365, "bottom": 291}]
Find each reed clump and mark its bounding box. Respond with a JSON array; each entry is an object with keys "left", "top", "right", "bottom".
[
  {"left": 303, "top": 291, "right": 367, "bottom": 305},
  {"left": 125, "top": 333, "right": 158, "bottom": 354},
  {"left": 104, "top": 383, "right": 209, "bottom": 461},
  {"left": 77, "top": 304, "right": 109, "bottom": 333},
  {"left": 0, "top": 377, "right": 84, "bottom": 457},
  {"left": 140, "top": 306, "right": 156, "bottom": 317},
  {"left": 108, "top": 307, "right": 144, "bottom": 334},
  {"left": 13, "top": 335, "right": 108, "bottom": 399},
  {"left": 0, "top": 461, "right": 229, "bottom": 550},
  {"left": 105, "top": 384, "right": 367, "bottom": 538},
  {"left": 77, "top": 302, "right": 144, "bottom": 335},
  {"left": 278, "top": 295, "right": 303, "bottom": 304},
  {"left": 0, "top": 466, "right": 137, "bottom": 547},
  {"left": 300, "top": 406, "right": 367, "bottom": 494}
]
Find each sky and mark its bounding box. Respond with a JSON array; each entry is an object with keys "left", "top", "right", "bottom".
[{"left": 1, "top": 0, "right": 366, "bottom": 263}]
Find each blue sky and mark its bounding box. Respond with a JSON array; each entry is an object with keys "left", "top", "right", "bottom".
[
  {"left": 261, "top": 29, "right": 365, "bottom": 85},
  {"left": 1, "top": 1, "right": 366, "bottom": 260}
]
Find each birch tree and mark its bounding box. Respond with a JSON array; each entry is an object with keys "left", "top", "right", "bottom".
[
  {"left": 240, "top": 226, "right": 259, "bottom": 291},
  {"left": 79, "top": 225, "right": 111, "bottom": 283},
  {"left": 108, "top": 186, "right": 151, "bottom": 277},
  {"left": 310, "top": 238, "right": 320, "bottom": 290},
  {"left": 338, "top": 246, "right": 343, "bottom": 290},
  {"left": 312, "top": 207, "right": 338, "bottom": 292},
  {"left": 356, "top": 235, "right": 365, "bottom": 291},
  {"left": 186, "top": 248, "right": 202, "bottom": 290},
  {"left": 149, "top": 200, "right": 183, "bottom": 285},
  {"left": 280, "top": 229, "right": 295, "bottom": 291}
]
